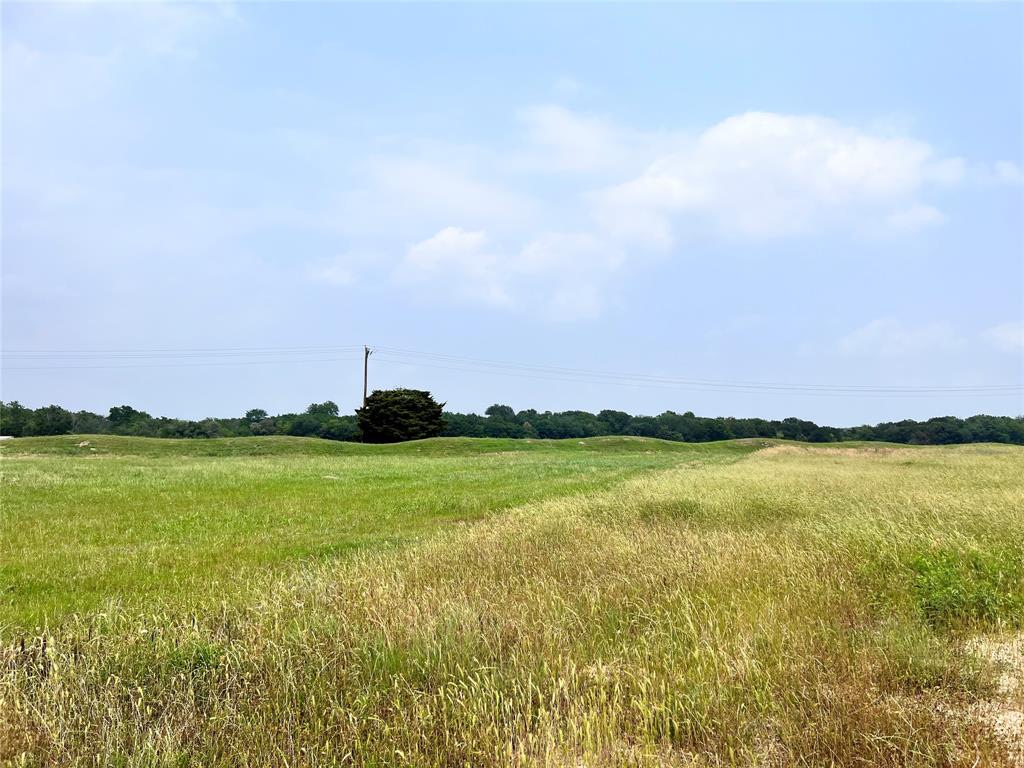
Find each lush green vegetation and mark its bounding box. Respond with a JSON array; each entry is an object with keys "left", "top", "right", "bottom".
[
  {"left": 357, "top": 389, "right": 447, "bottom": 443},
  {"left": 1, "top": 436, "right": 1022, "bottom": 765},
  {"left": 3, "top": 398, "right": 1023, "bottom": 445},
  {"left": 1, "top": 435, "right": 724, "bottom": 630}
]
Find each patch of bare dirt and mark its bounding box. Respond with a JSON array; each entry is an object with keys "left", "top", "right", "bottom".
[{"left": 962, "top": 634, "right": 1024, "bottom": 766}]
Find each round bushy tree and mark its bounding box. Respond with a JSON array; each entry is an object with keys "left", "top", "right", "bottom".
[{"left": 356, "top": 389, "right": 445, "bottom": 443}]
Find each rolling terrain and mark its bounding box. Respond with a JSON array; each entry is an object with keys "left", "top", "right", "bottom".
[
  {"left": 1, "top": 435, "right": 739, "bottom": 628},
  {"left": 1, "top": 436, "right": 1022, "bottom": 766}
]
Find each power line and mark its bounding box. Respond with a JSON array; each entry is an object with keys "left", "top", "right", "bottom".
[
  {"left": 2, "top": 343, "right": 1021, "bottom": 398},
  {"left": 371, "top": 355, "right": 1022, "bottom": 400},
  {"left": 1, "top": 345, "right": 362, "bottom": 360},
  {"left": 3, "top": 356, "right": 361, "bottom": 372},
  {"left": 372, "top": 346, "right": 1023, "bottom": 394}
]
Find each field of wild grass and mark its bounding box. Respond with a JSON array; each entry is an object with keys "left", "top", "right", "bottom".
[
  {"left": 0, "top": 434, "right": 729, "bottom": 629},
  {"left": 1, "top": 436, "right": 1022, "bottom": 766}
]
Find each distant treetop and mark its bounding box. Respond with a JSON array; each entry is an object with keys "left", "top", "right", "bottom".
[{"left": 1, "top": 399, "right": 1021, "bottom": 446}]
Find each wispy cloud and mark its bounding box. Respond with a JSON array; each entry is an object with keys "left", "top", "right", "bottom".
[
  {"left": 397, "top": 227, "right": 622, "bottom": 320},
  {"left": 336, "top": 151, "right": 539, "bottom": 242},
  {"left": 886, "top": 204, "right": 945, "bottom": 232},
  {"left": 838, "top": 318, "right": 966, "bottom": 358},
  {"left": 400, "top": 227, "right": 512, "bottom": 309},
  {"left": 326, "top": 107, "right": 1005, "bottom": 318},
  {"left": 992, "top": 161, "right": 1024, "bottom": 185},
  {"left": 983, "top": 321, "right": 1024, "bottom": 354},
  {"left": 517, "top": 104, "right": 632, "bottom": 173},
  {"left": 307, "top": 253, "right": 364, "bottom": 287},
  {"left": 6, "top": 3, "right": 1015, "bottom": 325},
  {"left": 594, "top": 112, "right": 964, "bottom": 245},
  {"left": 551, "top": 75, "right": 587, "bottom": 99}
]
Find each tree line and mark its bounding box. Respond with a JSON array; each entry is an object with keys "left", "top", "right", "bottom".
[{"left": 2, "top": 397, "right": 1022, "bottom": 445}]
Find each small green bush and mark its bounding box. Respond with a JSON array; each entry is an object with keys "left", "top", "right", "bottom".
[{"left": 909, "top": 547, "right": 1024, "bottom": 629}]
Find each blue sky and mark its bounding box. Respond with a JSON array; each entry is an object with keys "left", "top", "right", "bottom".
[{"left": 2, "top": 2, "right": 1022, "bottom": 425}]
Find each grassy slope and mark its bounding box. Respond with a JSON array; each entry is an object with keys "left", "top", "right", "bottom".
[
  {"left": 1, "top": 435, "right": 754, "bottom": 630},
  {"left": 0, "top": 433, "right": 735, "bottom": 457}
]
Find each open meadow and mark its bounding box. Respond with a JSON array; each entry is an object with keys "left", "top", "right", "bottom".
[{"left": 1, "top": 436, "right": 1022, "bottom": 766}]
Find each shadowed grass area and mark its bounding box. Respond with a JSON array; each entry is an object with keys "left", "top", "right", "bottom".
[
  {"left": 0, "top": 435, "right": 753, "bottom": 630},
  {"left": 2, "top": 440, "right": 1022, "bottom": 766}
]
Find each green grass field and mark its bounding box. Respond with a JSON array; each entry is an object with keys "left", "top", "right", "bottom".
[
  {"left": 1, "top": 436, "right": 1022, "bottom": 766},
  {"left": 1, "top": 434, "right": 748, "bottom": 629}
]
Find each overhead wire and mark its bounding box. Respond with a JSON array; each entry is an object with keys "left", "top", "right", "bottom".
[
  {"left": 371, "top": 354, "right": 1022, "bottom": 400},
  {"left": 371, "top": 346, "right": 1023, "bottom": 395},
  {"left": 3, "top": 356, "right": 362, "bottom": 371},
  {"left": 2, "top": 343, "right": 1021, "bottom": 398},
  {"left": 2, "top": 345, "right": 362, "bottom": 360}
]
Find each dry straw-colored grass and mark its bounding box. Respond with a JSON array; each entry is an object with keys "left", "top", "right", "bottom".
[{"left": 3, "top": 443, "right": 1022, "bottom": 766}]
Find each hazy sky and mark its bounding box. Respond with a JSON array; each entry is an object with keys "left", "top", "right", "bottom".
[{"left": 2, "top": 2, "right": 1022, "bottom": 425}]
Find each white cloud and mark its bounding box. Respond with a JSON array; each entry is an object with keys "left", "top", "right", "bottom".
[
  {"left": 307, "top": 253, "right": 364, "bottom": 286},
  {"left": 4, "top": 1, "right": 234, "bottom": 61},
  {"left": 2, "top": 1, "right": 240, "bottom": 209},
  {"left": 5, "top": 1, "right": 1017, "bottom": 329},
  {"left": 399, "top": 227, "right": 623, "bottom": 320},
  {"left": 993, "top": 161, "right": 1024, "bottom": 185},
  {"left": 27, "top": 60, "right": 989, "bottom": 326},
  {"left": 401, "top": 227, "right": 512, "bottom": 308},
  {"left": 334, "top": 108, "right": 1016, "bottom": 320},
  {"left": 1, "top": 40, "right": 117, "bottom": 122},
  {"left": 886, "top": 204, "right": 945, "bottom": 232},
  {"left": 338, "top": 153, "right": 538, "bottom": 240},
  {"left": 983, "top": 322, "right": 1024, "bottom": 354},
  {"left": 517, "top": 231, "right": 623, "bottom": 275},
  {"left": 515, "top": 232, "right": 623, "bottom": 320},
  {"left": 838, "top": 318, "right": 965, "bottom": 358},
  {"left": 595, "top": 111, "right": 965, "bottom": 244},
  {"left": 405, "top": 227, "right": 488, "bottom": 271},
  {"left": 518, "top": 104, "right": 633, "bottom": 173}
]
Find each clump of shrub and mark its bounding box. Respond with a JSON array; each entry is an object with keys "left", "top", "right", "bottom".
[{"left": 909, "top": 547, "right": 1024, "bottom": 629}]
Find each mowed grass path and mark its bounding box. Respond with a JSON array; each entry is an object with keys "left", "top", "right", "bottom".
[{"left": 0, "top": 435, "right": 754, "bottom": 630}]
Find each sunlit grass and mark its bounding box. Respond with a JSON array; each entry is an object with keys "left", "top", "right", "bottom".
[
  {"left": 2, "top": 438, "right": 1021, "bottom": 765},
  {"left": 1, "top": 435, "right": 737, "bottom": 629}
]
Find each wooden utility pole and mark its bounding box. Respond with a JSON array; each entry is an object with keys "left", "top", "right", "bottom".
[{"left": 363, "top": 345, "right": 372, "bottom": 407}]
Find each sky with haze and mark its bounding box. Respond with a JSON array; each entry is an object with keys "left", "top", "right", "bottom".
[{"left": 2, "top": 1, "right": 1022, "bottom": 425}]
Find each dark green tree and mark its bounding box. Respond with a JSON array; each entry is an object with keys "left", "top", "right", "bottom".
[
  {"left": 321, "top": 416, "right": 360, "bottom": 441},
  {"left": 357, "top": 389, "right": 446, "bottom": 443},
  {"left": 0, "top": 401, "right": 32, "bottom": 436},
  {"left": 71, "top": 410, "right": 110, "bottom": 434},
  {"left": 484, "top": 404, "right": 516, "bottom": 421},
  {"left": 442, "top": 412, "right": 487, "bottom": 437},
  {"left": 30, "top": 405, "right": 74, "bottom": 436},
  {"left": 108, "top": 405, "right": 153, "bottom": 435},
  {"left": 598, "top": 409, "right": 633, "bottom": 434},
  {"left": 244, "top": 408, "right": 269, "bottom": 423},
  {"left": 306, "top": 401, "right": 340, "bottom": 418},
  {"left": 483, "top": 404, "right": 526, "bottom": 437},
  {"left": 250, "top": 417, "right": 278, "bottom": 436},
  {"left": 287, "top": 414, "right": 323, "bottom": 437}
]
